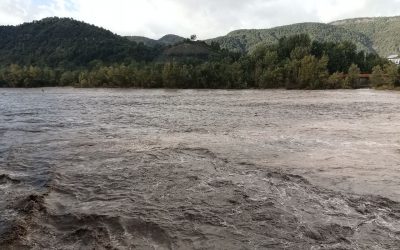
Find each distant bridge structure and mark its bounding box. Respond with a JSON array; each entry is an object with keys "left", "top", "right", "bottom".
[{"left": 358, "top": 74, "right": 371, "bottom": 88}]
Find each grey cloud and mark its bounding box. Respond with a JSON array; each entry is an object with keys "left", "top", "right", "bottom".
[
  {"left": 362, "top": 0, "right": 400, "bottom": 15},
  {"left": 329, "top": 0, "right": 400, "bottom": 21},
  {"left": 2, "top": 0, "right": 400, "bottom": 38}
]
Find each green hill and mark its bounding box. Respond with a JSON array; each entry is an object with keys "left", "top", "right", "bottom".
[
  {"left": 207, "top": 22, "right": 375, "bottom": 54},
  {"left": 159, "top": 34, "right": 185, "bottom": 45},
  {"left": 0, "top": 18, "right": 220, "bottom": 68},
  {"left": 0, "top": 17, "right": 158, "bottom": 68},
  {"left": 157, "top": 41, "right": 217, "bottom": 62},
  {"left": 207, "top": 16, "right": 400, "bottom": 57},
  {"left": 126, "top": 34, "right": 185, "bottom": 47},
  {"left": 125, "top": 36, "right": 160, "bottom": 47},
  {"left": 0, "top": 18, "right": 389, "bottom": 89},
  {"left": 1, "top": 15, "right": 397, "bottom": 70},
  {"left": 330, "top": 16, "right": 400, "bottom": 57}
]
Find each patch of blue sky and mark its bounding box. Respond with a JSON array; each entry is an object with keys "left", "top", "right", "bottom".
[
  {"left": 31, "top": 0, "right": 51, "bottom": 5},
  {"left": 64, "top": 0, "right": 77, "bottom": 11},
  {"left": 31, "top": 0, "right": 77, "bottom": 12}
]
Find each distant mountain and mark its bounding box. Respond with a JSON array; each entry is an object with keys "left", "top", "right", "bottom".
[
  {"left": 0, "top": 17, "right": 220, "bottom": 68},
  {"left": 126, "top": 34, "right": 185, "bottom": 47},
  {"left": 330, "top": 16, "right": 400, "bottom": 57},
  {"left": 207, "top": 22, "right": 376, "bottom": 54},
  {"left": 159, "top": 34, "right": 186, "bottom": 45},
  {"left": 125, "top": 35, "right": 215, "bottom": 61},
  {"left": 0, "top": 17, "right": 158, "bottom": 68},
  {"left": 205, "top": 16, "right": 400, "bottom": 57},
  {"left": 2, "top": 15, "right": 399, "bottom": 70},
  {"left": 157, "top": 41, "right": 217, "bottom": 62},
  {"left": 125, "top": 36, "right": 161, "bottom": 47}
]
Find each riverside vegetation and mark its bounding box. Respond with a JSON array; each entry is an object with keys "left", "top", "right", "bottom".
[{"left": 0, "top": 17, "right": 399, "bottom": 89}]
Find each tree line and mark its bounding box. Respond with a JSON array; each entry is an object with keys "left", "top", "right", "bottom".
[{"left": 1, "top": 34, "right": 398, "bottom": 89}]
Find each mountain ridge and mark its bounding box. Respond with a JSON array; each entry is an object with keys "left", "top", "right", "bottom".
[
  {"left": 124, "top": 16, "right": 400, "bottom": 57},
  {"left": 206, "top": 22, "right": 375, "bottom": 54},
  {"left": 1, "top": 14, "right": 399, "bottom": 68},
  {"left": 329, "top": 16, "right": 400, "bottom": 56},
  {"left": 0, "top": 17, "right": 159, "bottom": 67},
  {"left": 126, "top": 34, "right": 185, "bottom": 47}
]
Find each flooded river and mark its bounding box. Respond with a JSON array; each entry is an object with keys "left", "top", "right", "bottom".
[{"left": 1, "top": 88, "right": 400, "bottom": 249}]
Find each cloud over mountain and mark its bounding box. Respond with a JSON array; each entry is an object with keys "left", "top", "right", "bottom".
[{"left": 1, "top": 0, "right": 400, "bottom": 39}]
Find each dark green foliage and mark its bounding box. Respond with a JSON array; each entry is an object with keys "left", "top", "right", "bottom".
[
  {"left": 208, "top": 23, "right": 375, "bottom": 55},
  {"left": 0, "top": 64, "right": 56, "bottom": 87},
  {"left": 209, "top": 16, "right": 400, "bottom": 58},
  {"left": 327, "top": 72, "right": 345, "bottom": 89},
  {"left": 0, "top": 17, "right": 160, "bottom": 68},
  {"left": 125, "top": 36, "right": 161, "bottom": 47},
  {"left": 158, "top": 41, "right": 217, "bottom": 62},
  {"left": 126, "top": 34, "right": 185, "bottom": 47},
  {"left": 344, "top": 64, "right": 361, "bottom": 89},
  {"left": 0, "top": 18, "right": 389, "bottom": 90},
  {"left": 279, "top": 34, "right": 311, "bottom": 60},
  {"left": 331, "top": 16, "right": 400, "bottom": 57},
  {"left": 315, "top": 41, "right": 356, "bottom": 73},
  {"left": 371, "top": 63, "right": 399, "bottom": 89},
  {"left": 370, "top": 65, "right": 386, "bottom": 88},
  {"left": 1, "top": 33, "right": 385, "bottom": 89},
  {"left": 298, "top": 55, "right": 329, "bottom": 89}
]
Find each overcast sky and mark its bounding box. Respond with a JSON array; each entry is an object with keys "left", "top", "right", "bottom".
[{"left": 1, "top": 0, "right": 400, "bottom": 39}]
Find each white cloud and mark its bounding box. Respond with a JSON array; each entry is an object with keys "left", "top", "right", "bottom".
[
  {"left": 0, "top": 0, "right": 30, "bottom": 25},
  {"left": 1, "top": 0, "right": 400, "bottom": 38},
  {"left": 0, "top": 0, "right": 78, "bottom": 25}
]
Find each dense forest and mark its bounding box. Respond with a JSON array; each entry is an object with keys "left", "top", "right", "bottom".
[
  {"left": 0, "top": 17, "right": 398, "bottom": 89},
  {"left": 331, "top": 16, "right": 400, "bottom": 57},
  {"left": 126, "top": 34, "right": 185, "bottom": 47},
  {"left": 0, "top": 17, "right": 160, "bottom": 68},
  {"left": 208, "top": 23, "right": 375, "bottom": 55},
  {"left": 209, "top": 16, "right": 400, "bottom": 58}
]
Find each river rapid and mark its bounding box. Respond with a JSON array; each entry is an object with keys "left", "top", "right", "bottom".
[{"left": 1, "top": 88, "right": 400, "bottom": 249}]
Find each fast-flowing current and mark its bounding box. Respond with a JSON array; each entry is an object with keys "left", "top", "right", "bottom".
[{"left": 1, "top": 88, "right": 400, "bottom": 249}]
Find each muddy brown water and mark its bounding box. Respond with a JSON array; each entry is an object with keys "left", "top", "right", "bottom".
[{"left": 1, "top": 88, "right": 400, "bottom": 249}]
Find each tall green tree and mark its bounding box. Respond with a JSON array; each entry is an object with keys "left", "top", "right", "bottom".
[{"left": 344, "top": 64, "right": 361, "bottom": 89}]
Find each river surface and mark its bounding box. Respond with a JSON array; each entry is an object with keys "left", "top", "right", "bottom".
[{"left": 1, "top": 88, "right": 400, "bottom": 249}]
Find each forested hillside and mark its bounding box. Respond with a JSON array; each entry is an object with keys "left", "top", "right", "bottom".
[
  {"left": 0, "top": 17, "right": 159, "bottom": 68},
  {"left": 331, "top": 16, "right": 400, "bottom": 57},
  {"left": 126, "top": 34, "right": 185, "bottom": 47},
  {"left": 125, "top": 36, "right": 161, "bottom": 47},
  {"left": 207, "top": 16, "right": 400, "bottom": 57},
  {"left": 207, "top": 23, "right": 375, "bottom": 54},
  {"left": 0, "top": 17, "right": 396, "bottom": 90}
]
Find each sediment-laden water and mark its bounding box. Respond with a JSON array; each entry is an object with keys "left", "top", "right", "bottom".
[{"left": 1, "top": 88, "right": 400, "bottom": 249}]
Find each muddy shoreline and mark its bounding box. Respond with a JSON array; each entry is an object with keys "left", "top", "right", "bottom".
[{"left": 1, "top": 89, "right": 400, "bottom": 249}]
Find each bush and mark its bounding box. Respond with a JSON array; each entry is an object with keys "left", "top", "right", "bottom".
[
  {"left": 344, "top": 64, "right": 360, "bottom": 89},
  {"left": 370, "top": 65, "right": 385, "bottom": 88},
  {"left": 371, "top": 64, "right": 399, "bottom": 89},
  {"left": 298, "top": 55, "right": 329, "bottom": 89},
  {"left": 383, "top": 63, "right": 398, "bottom": 89},
  {"left": 327, "top": 72, "right": 344, "bottom": 89}
]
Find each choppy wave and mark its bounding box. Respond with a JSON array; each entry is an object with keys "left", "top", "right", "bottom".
[{"left": 1, "top": 89, "right": 400, "bottom": 249}]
